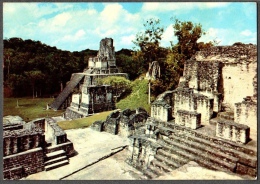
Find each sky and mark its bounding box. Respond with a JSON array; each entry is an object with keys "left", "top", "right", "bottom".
[{"left": 3, "top": 2, "right": 257, "bottom": 52}]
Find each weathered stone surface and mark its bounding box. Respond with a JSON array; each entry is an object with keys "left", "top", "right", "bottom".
[
  {"left": 191, "top": 44, "right": 257, "bottom": 111},
  {"left": 234, "top": 96, "right": 257, "bottom": 138},
  {"left": 175, "top": 110, "right": 201, "bottom": 129},
  {"left": 88, "top": 37, "right": 117, "bottom": 73},
  {"left": 216, "top": 119, "right": 250, "bottom": 144},
  {"left": 3, "top": 147, "right": 45, "bottom": 179},
  {"left": 127, "top": 136, "right": 162, "bottom": 170},
  {"left": 3, "top": 116, "right": 75, "bottom": 180},
  {"left": 51, "top": 38, "right": 128, "bottom": 112},
  {"left": 236, "top": 163, "right": 257, "bottom": 177},
  {"left": 146, "top": 61, "right": 161, "bottom": 80},
  {"left": 92, "top": 108, "right": 149, "bottom": 138}
]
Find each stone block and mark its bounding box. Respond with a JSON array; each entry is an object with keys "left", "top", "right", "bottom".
[
  {"left": 176, "top": 110, "right": 201, "bottom": 130},
  {"left": 216, "top": 120, "right": 250, "bottom": 144},
  {"left": 236, "top": 163, "right": 257, "bottom": 177}
]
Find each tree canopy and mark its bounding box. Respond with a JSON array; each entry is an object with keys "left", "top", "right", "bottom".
[
  {"left": 3, "top": 38, "right": 98, "bottom": 97},
  {"left": 3, "top": 18, "right": 214, "bottom": 100}
]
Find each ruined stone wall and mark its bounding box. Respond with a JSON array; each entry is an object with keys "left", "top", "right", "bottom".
[
  {"left": 151, "top": 103, "right": 171, "bottom": 122},
  {"left": 234, "top": 97, "right": 257, "bottom": 138},
  {"left": 66, "top": 85, "right": 115, "bottom": 118},
  {"left": 3, "top": 128, "right": 44, "bottom": 157},
  {"left": 192, "top": 44, "right": 257, "bottom": 110},
  {"left": 45, "top": 118, "right": 67, "bottom": 145},
  {"left": 3, "top": 116, "right": 26, "bottom": 131},
  {"left": 3, "top": 147, "right": 44, "bottom": 180},
  {"left": 221, "top": 62, "right": 256, "bottom": 110},
  {"left": 183, "top": 60, "right": 222, "bottom": 112},
  {"left": 81, "top": 85, "right": 115, "bottom": 114},
  {"left": 92, "top": 108, "right": 149, "bottom": 138},
  {"left": 173, "top": 88, "right": 213, "bottom": 125},
  {"left": 184, "top": 61, "right": 221, "bottom": 92},
  {"left": 98, "top": 38, "right": 115, "bottom": 61},
  {"left": 127, "top": 136, "right": 161, "bottom": 169},
  {"left": 31, "top": 118, "right": 45, "bottom": 131},
  {"left": 88, "top": 38, "right": 116, "bottom": 72},
  {"left": 3, "top": 124, "right": 23, "bottom": 131},
  {"left": 3, "top": 126, "right": 45, "bottom": 179},
  {"left": 173, "top": 88, "right": 196, "bottom": 115},
  {"left": 195, "top": 94, "right": 214, "bottom": 123},
  {"left": 71, "top": 94, "right": 80, "bottom": 109}
]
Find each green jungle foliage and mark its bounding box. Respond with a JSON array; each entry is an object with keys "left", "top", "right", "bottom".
[
  {"left": 96, "top": 76, "right": 132, "bottom": 101},
  {"left": 4, "top": 18, "right": 214, "bottom": 101},
  {"left": 3, "top": 38, "right": 133, "bottom": 97},
  {"left": 116, "top": 79, "right": 150, "bottom": 113}
]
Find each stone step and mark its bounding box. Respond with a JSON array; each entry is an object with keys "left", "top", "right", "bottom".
[
  {"left": 172, "top": 131, "right": 257, "bottom": 168},
  {"left": 45, "top": 159, "right": 69, "bottom": 171},
  {"left": 50, "top": 73, "right": 84, "bottom": 110},
  {"left": 45, "top": 150, "right": 66, "bottom": 161},
  {"left": 44, "top": 155, "right": 68, "bottom": 166},
  {"left": 143, "top": 169, "right": 158, "bottom": 179},
  {"left": 165, "top": 122, "right": 256, "bottom": 158},
  {"left": 161, "top": 138, "right": 235, "bottom": 172},
  {"left": 154, "top": 154, "right": 181, "bottom": 169},
  {"left": 164, "top": 140, "right": 236, "bottom": 172},
  {"left": 148, "top": 163, "right": 165, "bottom": 176},
  {"left": 157, "top": 149, "right": 189, "bottom": 165},
  {"left": 161, "top": 143, "right": 231, "bottom": 173},
  {"left": 217, "top": 111, "right": 234, "bottom": 121},
  {"left": 170, "top": 134, "right": 239, "bottom": 164},
  {"left": 151, "top": 159, "right": 171, "bottom": 172}
]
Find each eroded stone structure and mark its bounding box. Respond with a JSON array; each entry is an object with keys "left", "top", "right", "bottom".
[
  {"left": 145, "top": 61, "right": 161, "bottom": 80},
  {"left": 3, "top": 116, "right": 75, "bottom": 180},
  {"left": 151, "top": 44, "right": 257, "bottom": 141},
  {"left": 50, "top": 38, "right": 127, "bottom": 119},
  {"left": 91, "top": 107, "right": 149, "bottom": 137},
  {"left": 92, "top": 44, "right": 257, "bottom": 179}
]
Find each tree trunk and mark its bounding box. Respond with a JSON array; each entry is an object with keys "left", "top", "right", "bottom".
[{"left": 32, "top": 85, "right": 35, "bottom": 98}]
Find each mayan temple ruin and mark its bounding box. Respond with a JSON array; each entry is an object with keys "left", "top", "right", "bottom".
[
  {"left": 3, "top": 116, "right": 75, "bottom": 179},
  {"left": 50, "top": 38, "right": 127, "bottom": 119},
  {"left": 3, "top": 38, "right": 257, "bottom": 180},
  {"left": 92, "top": 43, "right": 257, "bottom": 179}
]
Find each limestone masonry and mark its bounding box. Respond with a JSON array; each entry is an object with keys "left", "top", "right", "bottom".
[
  {"left": 3, "top": 116, "right": 75, "bottom": 180},
  {"left": 4, "top": 39, "right": 257, "bottom": 180},
  {"left": 50, "top": 38, "right": 127, "bottom": 119},
  {"left": 92, "top": 43, "right": 257, "bottom": 179}
]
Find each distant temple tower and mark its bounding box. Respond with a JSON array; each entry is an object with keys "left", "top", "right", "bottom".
[
  {"left": 88, "top": 38, "right": 118, "bottom": 74},
  {"left": 50, "top": 38, "right": 127, "bottom": 119}
]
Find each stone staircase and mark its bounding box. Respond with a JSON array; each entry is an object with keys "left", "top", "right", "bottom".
[
  {"left": 50, "top": 73, "right": 85, "bottom": 110},
  {"left": 210, "top": 111, "right": 234, "bottom": 125},
  {"left": 44, "top": 150, "right": 69, "bottom": 171},
  {"left": 143, "top": 122, "right": 257, "bottom": 179}
]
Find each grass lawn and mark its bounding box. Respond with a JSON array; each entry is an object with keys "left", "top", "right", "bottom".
[
  {"left": 57, "top": 110, "right": 114, "bottom": 130},
  {"left": 3, "top": 97, "right": 115, "bottom": 130},
  {"left": 116, "top": 79, "right": 151, "bottom": 114},
  {"left": 3, "top": 97, "right": 64, "bottom": 122},
  {"left": 4, "top": 79, "right": 152, "bottom": 130}
]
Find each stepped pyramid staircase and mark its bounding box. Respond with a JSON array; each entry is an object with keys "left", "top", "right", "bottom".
[
  {"left": 50, "top": 73, "right": 85, "bottom": 110},
  {"left": 139, "top": 116, "right": 257, "bottom": 179}
]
